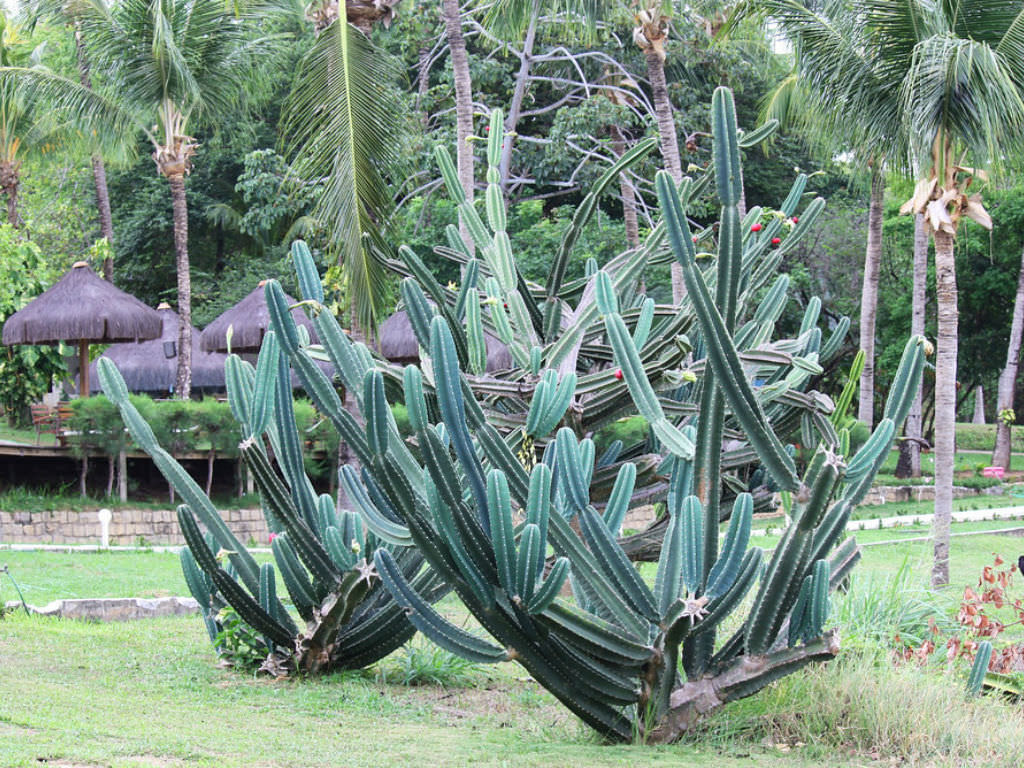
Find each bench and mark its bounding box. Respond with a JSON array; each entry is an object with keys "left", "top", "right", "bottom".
[
  {"left": 982, "top": 466, "right": 1006, "bottom": 480},
  {"left": 30, "top": 403, "right": 75, "bottom": 445}
]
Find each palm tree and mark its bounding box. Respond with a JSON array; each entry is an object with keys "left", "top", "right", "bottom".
[
  {"left": 744, "top": 0, "right": 1024, "bottom": 587},
  {"left": 442, "top": 0, "right": 474, "bottom": 235},
  {"left": 3, "top": 0, "right": 283, "bottom": 399},
  {"left": 283, "top": 1, "right": 406, "bottom": 334},
  {"left": 24, "top": 0, "right": 117, "bottom": 281},
  {"left": 0, "top": 13, "right": 59, "bottom": 228},
  {"left": 993, "top": 246, "right": 1024, "bottom": 469}
]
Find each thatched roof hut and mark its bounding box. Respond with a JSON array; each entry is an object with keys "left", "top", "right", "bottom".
[
  {"left": 380, "top": 310, "right": 512, "bottom": 372},
  {"left": 82, "top": 304, "right": 228, "bottom": 395},
  {"left": 200, "top": 283, "right": 317, "bottom": 353},
  {"left": 2, "top": 261, "right": 163, "bottom": 395}
]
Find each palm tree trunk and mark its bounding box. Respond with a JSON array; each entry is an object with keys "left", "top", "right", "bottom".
[
  {"left": 907, "top": 213, "right": 929, "bottom": 476},
  {"left": 931, "top": 227, "right": 957, "bottom": 588},
  {"left": 612, "top": 126, "right": 640, "bottom": 250},
  {"left": 75, "top": 26, "right": 116, "bottom": 281},
  {"left": 857, "top": 168, "right": 885, "bottom": 428},
  {"left": 644, "top": 48, "right": 685, "bottom": 303},
  {"left": 972, "top": 386, "right": 985, "bottom": 424},
  {"left": 167, "top": 173, "right": 193, "bottom": 400},
  {"left": 442, "top": 0, "right": 474, "bottom": 252},
  {"left": 993, "top": 244, "right": 1024, "bottom": 470},
  {"left": 1, "top": 170, "right": 19, "bottom": 227}
]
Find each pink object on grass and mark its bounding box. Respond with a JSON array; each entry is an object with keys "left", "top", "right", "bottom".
[{"left": 982, "top": 466, "right": 1005, "bottom": 480}]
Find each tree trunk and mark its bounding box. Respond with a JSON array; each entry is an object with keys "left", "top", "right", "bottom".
[
  {"left": 416, "top": 44, "right": 432, "bottom": 126},
  {"left": 75, "top": 25, "right": 116, "bottom": 281},
  {"left": 4, "top": 178, "right": 18, "bottom": 227},
  {"left": 972, "top": 386, "right": 985, "bottom": 424},
  {"left": 931, "top": 227, "right": 958, "bottom": 588},
  {"left": 118, "top": 449, "right": 127, "bottom": 503},
  {"left": 442, "top": 0, "right": 475, "bottom": 252},
  {"left": 0, "top": 160, "right": 21, "bottom": 227},
  {"left": 993, "top": 244, "right": 1024, "bottom": 470},
  {"left": 644, "top": 48, "right": 685, "bottom": 304},
  {"left": 498, "top": 0, "right": 539, "bottom": 192},
  {"left": 106, "top": 455, "right": 115, "bottom": 498},
  {"left": 206, "top": 451, "right": 216, "bottom": 497},
  {"left": 167, "top": 173, "right": 193, "bottom": 400},
  {"left": 905, "top": 213, "right": 929, "bottom": 476},
  {"left": 857, "top": 168, "right": 885, "bottom": 428},
  {"left": 612, "top": 126, "right": 640, "bottom": 250}
]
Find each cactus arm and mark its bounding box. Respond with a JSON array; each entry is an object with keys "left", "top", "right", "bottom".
[
  {"left": 655, "top": 500, "right": 685, "bottom": 617},
  {"left": 966, "top": 642, "right": 993, "bottom": 697},
  {"left": 454, "top": 258, "right": 479, "bottom": 321},
  {"left": 689, "top": 547, "right": 762, "bottom": 640},
  {"left": 600, "top": 307, "right": 694, "bottom": 459},
  {"left": 488, "top": 469, "right": 518, "bottom": 596},
  {"left": 657, "top": 170, "right": 799, "bottom": 492},
  {"left": 882, "top": 336, "right": 927, "bottom": 427},
  {"left": 538, "top": 602, "right": 653, "bottom": 666},
  {"left": 546, "top": 511, "right": 648, "bottom": 637},
  {"left": 430, "top": 316, "right": 490, "bottom": 532},
  {"left": 249, "top": 330, "right": 279, "bottom": 438},
  {"left": 178, "top": 505, "right": 293, "bottom": 648},
  {"left": 98, "top": 358, "right": 262, "bottom": 593},
  {"left": 339, "top": 465, "right": 413, "bottom": 545},
  {"left": 527, "top": 557, "right": 570, "bottom": 614},
  {"left": 545, "top": 136, "right": 657, "bottom": 321},
  {"left": 602, "top": 463, "right": 636, "bottom": 536},
  {"left": 578, "top": 505, "right": 659, "bottom": 623},
  {"left": 374, "top": 549, "right": 508, "bottom": 663},
  {"left": 705, "top": 493, "right": 753, "bottom": 600}
]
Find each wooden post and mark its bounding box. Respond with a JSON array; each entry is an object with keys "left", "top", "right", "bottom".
[{"left": 78, "top": 339, "right": 89, "bottom": 396}]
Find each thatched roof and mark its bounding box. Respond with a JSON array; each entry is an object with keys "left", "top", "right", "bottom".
[
  {"left": 380, "top": 310, "right": 512, "bottom": 372},
  {"left": 2, "top": 261, "right": 162, "bottom": 346},
  {"left": 200, "top": 283, "right": 317, "bottom": 353},
  {"left": 82, "top": 305, "right": 228, "bottom": 394}
]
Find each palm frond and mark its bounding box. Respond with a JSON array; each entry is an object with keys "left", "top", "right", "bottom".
[
  {"left": 901, "top": 33, "right": 1024, "bottom": 172},
  {"left": 281, "top": 20, "right": 404, "bottom": 332},
  {"left": 0, "top": 65, "right": 142, "bottom": 158}
]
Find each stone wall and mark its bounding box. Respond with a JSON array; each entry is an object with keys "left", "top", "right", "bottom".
[
  {"left": 0, "top": 507, "right": 268, "bottom": 546},
  {"left": 859, "top": 484, "right": 1007, "bottom": 506}
]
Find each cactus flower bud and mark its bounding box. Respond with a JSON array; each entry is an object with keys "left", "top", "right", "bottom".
[
  {"left": 771, "top": 237, "right": 781, "bottom": 246},
  {"left": 751, "top": 223, "right": 762, "bottom": 232},
  {"left": 614, "top": 369, "right": 623, "bottom": 380}
]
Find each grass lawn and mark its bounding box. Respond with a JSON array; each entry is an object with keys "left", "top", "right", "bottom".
[{"left": 4, "top": 517, "right": 1024, "bottom": 766}]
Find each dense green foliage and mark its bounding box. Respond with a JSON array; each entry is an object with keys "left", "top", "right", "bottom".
[{"left": 0, "top": 224, "right": 65, "bottom": 424}]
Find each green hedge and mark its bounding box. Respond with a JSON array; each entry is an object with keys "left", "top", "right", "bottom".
[{"left": 66, "top": 396, "right": 331, "bottom": 463}]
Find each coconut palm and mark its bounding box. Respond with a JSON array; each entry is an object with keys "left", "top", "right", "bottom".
[
  {"left": 742, "top": 0, "right": 1024, "bottom": 587},
  {"left": 0, "top": 12, "right": 60, "bottom": 228},
  {"left": 282, "top": 1, "right": 407, "bottom": 335},
  {"left": 23, "top": 0, "right": 117, "bottom": 281},
  {"left": 2, "top": 0, "right": 285, "bottom": 398}
]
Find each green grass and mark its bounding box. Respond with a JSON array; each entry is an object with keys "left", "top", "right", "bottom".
[
  {"left": 849, "top": 493, "right": 1024, "bottom": 521},
  {"left": 878, "top": 448, "right": 1024, "bottom": 477},
  {"left": 956, "top": 422, "right": 1024, "bottom": 452},
  {"left": 5, "top": 515, "right": 1024, "bottom": 765},
  {"left": 0, "top": 613, "right": 839, "bottom": 768}
]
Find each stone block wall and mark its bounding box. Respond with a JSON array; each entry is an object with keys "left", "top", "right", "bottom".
[{"left": 0, "top": 507, "right": 268, "bottom": 546}]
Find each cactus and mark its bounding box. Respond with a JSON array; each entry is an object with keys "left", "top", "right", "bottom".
[
  {"left": 372, "top": 105, "right": 857, "bottom": 558},
  {"left": 97, "top": 354, "right": 446, "bottom": 676},
  {"left": 258, "top": 86, "right": 926, "bottom": 741},
  {"left": 966, "top": 641, "right": 993, "bottom": 697}
]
